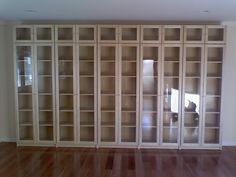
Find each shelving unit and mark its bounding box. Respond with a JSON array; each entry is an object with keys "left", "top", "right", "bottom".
[
  {"left": 14, "top": 24, "right": 225, "bottom": 149},
  {"left": 203, "top": 45, "right": 224, "bottom": 147},
  {"left": 140, "top": 44, "right": 161, "bottom": 146}
]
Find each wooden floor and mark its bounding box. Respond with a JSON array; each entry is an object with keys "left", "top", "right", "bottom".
[{"left": 1, "top": 143, "right": 236, "bottom": 177}]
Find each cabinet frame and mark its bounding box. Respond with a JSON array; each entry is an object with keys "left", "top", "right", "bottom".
[
  {"left": 55, "top": 43, "right": 77, "bottom": 145},
  {"left": 118, "top": 43, "right": 140, "bottom": 146},
  {"left": 77, "top": 43, "right": 97, "bottom": 146},
  {"left": 181, "top": 44, "right": 204, "bottom": 148},
  {"left": 139, "top": 43, "right": 162, "bottom": 147}
]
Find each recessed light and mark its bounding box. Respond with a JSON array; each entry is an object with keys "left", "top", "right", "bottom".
[
  {"left": 24, "top": 9, "right": 37, "bottom": 13},
  {"left": 200, "top": 10, "right": 209, "bottom": 13}
]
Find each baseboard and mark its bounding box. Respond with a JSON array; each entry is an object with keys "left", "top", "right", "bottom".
[
  {"left": 222, "top": 141, "right": 236, "bottom": 146},
  {"left": 0, "top": 138, "right": 17, "bottom": 143}
]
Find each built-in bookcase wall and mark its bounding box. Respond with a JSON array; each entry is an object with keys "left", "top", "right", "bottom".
[{"left": 14, "top": 24, "right": 225, "bottom": 149}]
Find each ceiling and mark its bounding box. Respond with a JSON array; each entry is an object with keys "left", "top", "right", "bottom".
[{"left": 0, "top": 0, "right": 236, "bottom": 22}]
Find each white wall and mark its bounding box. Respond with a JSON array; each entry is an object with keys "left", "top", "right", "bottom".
[
  {"left": 0, "top": 24, "right": 16, "bottom": 142},
  {"left": 0, "top": 23, "right": 236, "bottom": 145},
  {"left": 221, "top": 22, "right": 236, "bottom": 145}
]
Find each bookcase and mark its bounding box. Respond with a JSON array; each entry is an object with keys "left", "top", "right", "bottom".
[{"left": 14, "top": 24, "right": 225, "bottom": 149}]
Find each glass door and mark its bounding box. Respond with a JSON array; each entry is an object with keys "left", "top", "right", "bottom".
[
  {"left": 56, "top": 44, "right": 76, "bottom": 143},
  {"left": 120, "top": 44, "right": 139, "bottom": 145},
  {"left": 182, "top": 45, "right": 203, "bottom": 147},
  {"left": 35, "top": 44, "right": 55, "bottom": 143},
  {"left": 161, "top": 44, "right": 182, "bottom": 147},
  {"left": 140, "top": 44, "right": 160, "bottom": 146},
  {"left": 16, "top": 44, "right": 35, "bottom": 142}
]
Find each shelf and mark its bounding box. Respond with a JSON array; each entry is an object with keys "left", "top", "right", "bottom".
[
  {"left": 59, "top": 77, "right": 73, "bottom": 93},
  {"left": 59, "top": 126, "right": 74, "bottom": 141},
  {"left": 204, "top": 128, "right": 219, "bottom": 144},
  {"left": 59, "top": 95, "right": 74, "bottom": 110},
  {"left": 141, "top": 26, "right": 160, "bottom": 43},
  {"left": 142, "top": 112, "right": 157, "bottom": 127},
  {"left": 101, "top": 95, "right": 115, "bottom": 110},
  {"left": 142, "top": 46, "right": 159, "bottom": 61},
  {"left": 15, "top": 26, "right": 32, "bottom": 41},
  {"left": 164, "top": 46, "right": 180, "bottom": 61},
  {"left": 56, "top": 26, "right": 74, "bottom": 41},
  {"left": 142, "top": 96, "right": 158, "bottom": 112},
  {"left": 122, "top": 77, "right": 136, "bottom": 95},
  {"left": 142, "top": 77, "right": 158, "bottom": 95},
  {"left": 120, "top": 26, "right": 139, "bottom": 42},
  {"left": 184, "top": 78, "right": 201, "bottom": 94},
  {"left": 184, "top": 26, "right": 204, "bottom": 43},
  {"left": 121, "top": 127, "right": 136, "bottom": 142},
  {"left": 39, "top": 126, "right": 53, "bottom": 141},
  {"left": 164, "top": 62, "right": 179, "bottom": 76},
  {"left": 122, "top": 62, "right": 136, "bottom": 76},
  {"left": 99, "top": 26, "right": 117, "bottom": 42},
  {"left": 100, "top": 46, "right": 116, "bottom": 61},
  {"left": 162, "top": 127, "right": 178, "bottom": 143},
  {"left": 57, "top": 46, "right": 73, "bottom": 61},
  {"left": 207, "top": 26, "right": 225, "bottom": 43},
  {"left": 163, "top": 26, "right": 182, "bottom": 42},
  {"left": 205, "top": 97, "right": 221, "bottom": 112},
  {"left": 19, "top": 122, "right": 33, "bottom": 126},
  {"left": 206, "top": 78, "right": 221, "bottom": 95},
  {"left": 19, "top": 126, "right": 33, "bottom": 140},
  {"left": 183, "top": 127, "right": 199, "bottom": 143},
  {"left": 207, "top": 47, "right": 223, "bottom": 62},
  {"left": 80, "top": 95, "right": 94, "bottom": 110},
  {"left": 142, "top": 127, "right": 157, "bottom": 143},
  {"left": 101, "top": 77, "right": 115, "bottom": 94},
  {"left": 36, "top": 27, "right": 53, "bottom": 41},
  {"left": 78, "top": 26, "right": 96, "bottom": 42},
  {"left": 101, "top": 127, "right": 115, "bottom": 142},
  {"left": 18, "top": 95, "right": 32, "bottom": 110},
  {"left": 80, "top": 127, "right": 94, "bottom": 142}
]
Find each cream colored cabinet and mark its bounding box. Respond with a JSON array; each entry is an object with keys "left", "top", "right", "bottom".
[
  {"left": 14, "top": 24, "right": 225, "bottom": 149},
  {"left": 15, "top": 25, "right": 56, "bottom": 146}
]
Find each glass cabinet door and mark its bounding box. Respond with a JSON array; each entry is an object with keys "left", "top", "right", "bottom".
[
  {"left": 56, "top": 44, "right": 75, "bottom": 142},
  {"left": 78, "top": 44, "right": 96, "bottom": 143},
  {"left": 98, "top": 44, "right": 118, "bottom": 144},
  {"left": 35, "top": 44, "right": 55, "bottom": 143},
  {"left": 120, "top": 44, "right": 138, "bottom": 144},
  {"left": 140, "top": 44, "right": 160, "bottom": 145},
  {"left": 161, "top": 44, "right": 182, "bottom": 146},
  {"left": 203, "top": 45, "right": 224, "bottom": 146},
  {"left": 16, "top": 45, "right": 34, "bottom": 141},
  {"left": 182, "top": 45, "right": 203, "bottom": 146}
]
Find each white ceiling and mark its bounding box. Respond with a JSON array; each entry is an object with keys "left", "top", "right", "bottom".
[{"left": 0, "top": 0, "right": 236, "bottom": 22}]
